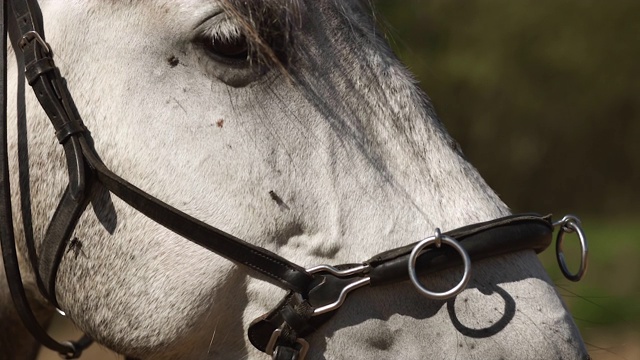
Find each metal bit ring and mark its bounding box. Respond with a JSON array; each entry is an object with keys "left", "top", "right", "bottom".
[
  {"left": 555, "top": 215, "right": 588, "bottom": 282},
  {"left": 408, "top": 229, "right": 471, "bottom": 300}
]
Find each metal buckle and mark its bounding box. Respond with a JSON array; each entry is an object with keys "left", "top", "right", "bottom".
[
  {"left": 265, "top": 329, "right": 309, "bottom": 360},
  {"left": 553, "top": 215, "right": 588, "bottom": 282},
  {"left": 305, "top": 264, "right": 371, "bottom": 315},
  {"left": 408, "top": 228, "right": 472, "bottom": 300},
  {"left": 19, "top": 30, "right": 52, "bottom": 55}
]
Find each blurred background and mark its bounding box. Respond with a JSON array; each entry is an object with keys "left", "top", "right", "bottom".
[
  {"left": 375, "top": 0, "right": 640, "bottom": 358},
  {"left": 40, "top": 0, "right": 639, "bottom": 359}
]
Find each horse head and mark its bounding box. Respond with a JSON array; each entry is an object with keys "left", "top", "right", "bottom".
[{"left": 1, "top": 1, "right": 588, "bottom": 359}]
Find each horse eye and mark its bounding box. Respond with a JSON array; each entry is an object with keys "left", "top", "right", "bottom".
[{"left": 199, "top": 35, "right": 249, "bottom": 63}]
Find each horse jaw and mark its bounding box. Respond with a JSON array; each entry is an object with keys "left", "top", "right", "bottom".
[{"left": 5, "top": 0, "right": 588, "bottom": 359}]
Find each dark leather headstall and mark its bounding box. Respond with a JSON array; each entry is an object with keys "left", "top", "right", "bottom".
[{"left": 0, "top": 1, "right": 588, "bottom": 359}]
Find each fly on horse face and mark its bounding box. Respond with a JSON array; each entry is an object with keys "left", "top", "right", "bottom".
[{"left": 0, "top": 1, "right": 589, "bottom": 359}]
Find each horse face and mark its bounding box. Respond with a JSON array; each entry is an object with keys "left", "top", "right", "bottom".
[{"left": 9, "top": 1, "right": 587, "bottom": 358}]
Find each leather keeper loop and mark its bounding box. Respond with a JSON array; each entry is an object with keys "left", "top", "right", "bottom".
[
  {"left": 280, "top": 302, "right": 314, "bottom": 335},
  {"left": 55, "top": 121, "right": 86, "bottom": 143},
  {"left": 25, "top": 57, "right": 56, "bottom": 85}
]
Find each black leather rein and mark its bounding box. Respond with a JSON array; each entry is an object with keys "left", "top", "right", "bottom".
[{"left": 0, "top": 1, "right": 586, "bottom": 359}]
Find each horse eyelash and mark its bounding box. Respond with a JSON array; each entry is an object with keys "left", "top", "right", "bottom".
[
  {"left": 197, "top": 19, "right": 244, "bottom": 44},
  {"left": 194, "top": 12, "right": 291, "bottom": 72}
]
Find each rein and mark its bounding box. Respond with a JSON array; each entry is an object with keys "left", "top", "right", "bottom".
[{"left": 0, "top": 1, "right": 589, "bottom": 359}]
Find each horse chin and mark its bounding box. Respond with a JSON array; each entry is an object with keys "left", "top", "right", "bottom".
[{"left": 52, "top": 216, "right": 247, "bottom": 357}]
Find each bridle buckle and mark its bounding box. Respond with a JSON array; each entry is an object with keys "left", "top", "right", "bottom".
[
  {"left": 19, "top": 30, "right": 51, "bottom": 54},
  {"left": 265, "top": 329, "right": 309, "bottom": 360}
]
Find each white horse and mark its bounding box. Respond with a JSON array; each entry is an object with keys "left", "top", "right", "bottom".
[{"left": 1, "top": 1, "right": 588, "bottom": 359}]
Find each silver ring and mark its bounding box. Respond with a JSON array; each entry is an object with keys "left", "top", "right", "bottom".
[
  {"left": 555, "top": 217, "right": 588, "bottom": 282},
  {"left": 408, "top": 229, "right": 471, "bottom": 300}
]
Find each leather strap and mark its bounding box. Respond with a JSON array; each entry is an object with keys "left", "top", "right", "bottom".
[
  {"left": 6, "top": 0, "right": 315, "bottom": 303},
  {"left": 8, "top": 0, "right": 93, "bottom": 305},
  {"left": 77, "top": 137, "right": 315, "bottom": 295},
  {"left": 366, "top": 213, "right": 552, "bottom": 286},
  {"left": 0, "top": 1, "right": 92, "bottom": 357}
]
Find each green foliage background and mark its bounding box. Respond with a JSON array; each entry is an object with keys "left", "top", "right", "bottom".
[
  {"left": 375, "top": 1, "right": 640, "bottom": 356},
  {"left": 376, "top": 0, "right": 639, "bottom": 216}
]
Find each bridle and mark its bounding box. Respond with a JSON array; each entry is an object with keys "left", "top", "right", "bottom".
[
  {"left": 0, "top": 1, "right": 590, "bottom": 358},
  {"left": 0, "top": 1, "right": 589, "bottom": 359}
]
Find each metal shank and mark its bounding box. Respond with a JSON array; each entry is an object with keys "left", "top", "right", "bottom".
[{"left": 306, "top": 264, "right": 371, "bottom": 315}]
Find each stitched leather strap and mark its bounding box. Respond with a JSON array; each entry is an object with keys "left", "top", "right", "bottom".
[
  {"left": 76, "top": 136, "right": 315, "bottom": 295},
  {"left": 366, "top": 214, "right": 553, "bottom": 286}
]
